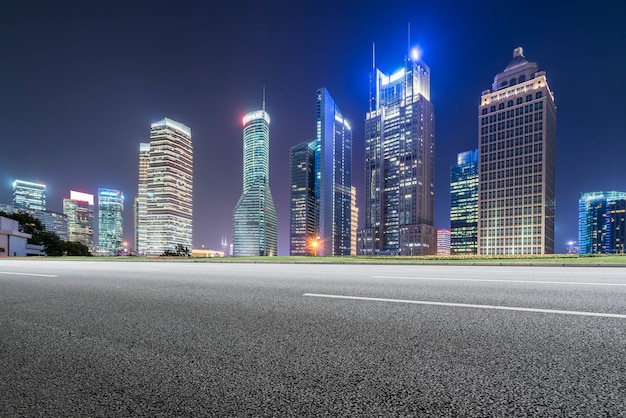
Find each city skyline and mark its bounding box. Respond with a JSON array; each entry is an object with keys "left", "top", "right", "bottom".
[{"left": 2, "top": 1, "right": 625, "bottom": 254}]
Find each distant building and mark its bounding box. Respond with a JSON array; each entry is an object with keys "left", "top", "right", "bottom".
[
  {"left": 437, "top": 229, "right": 451, "bottom": 255},
  {"left": 192, "top": 248, "right": 225, "bottom": 258},
  {"left": 360, "top": 47, "right": 436, "bottom": 255},
  {"left": 478, "top": 47, "right": 556, "bottom": 255},
  {"left": 135, "top": 143, "right": 150, "bottom": 253},
  {"left": 63, "top": 190, "right": 94, "bottom": 250},
  {"left": 136, "top": 118, "right": 193, "bottom": 256},
  {"left": 288, "top": 88, "right": 352, "bottom": 256},
  {"left": 450, "top": 149, "right": 478, "bottom": 255},
  {"left": 233, "top": 107, "right": 277, "bottom": 256},
  {"left": 0, "top": 203, "right": 68, "bottom": 241},
  {"left": 13, "top": 180, "right": 46, "bottom": 211},
  {"left": 98, "top": 188, "right": 124, "bottom": 255},
  {"left": 351, "top": 186, "right": 358, "bottom": 256},
  {"left": 578, "top": 191, "right": 626, "bottom": 254}
]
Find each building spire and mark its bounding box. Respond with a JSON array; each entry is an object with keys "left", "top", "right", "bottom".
[{"left": 262, "top": 85, "right": 266, "bottom": 111}]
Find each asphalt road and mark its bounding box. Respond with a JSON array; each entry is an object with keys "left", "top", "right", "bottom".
[{"left": 1, "top": 260, "right": 625, "bottom": 417}]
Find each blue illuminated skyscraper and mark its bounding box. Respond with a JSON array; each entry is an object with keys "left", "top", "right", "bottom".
[
  {"left": 578, "top": 191, "right": 626, "bottom": 254},
  {"left": 315, "top": 88, "right": 353, "bottom": 256},
  {"left": 289, "top": 88, "right": 352, "bottom": 256},
  {"left": 233, "top": 106, "right": 277, "bottom": 256},
  {"left": 450, "top": 149, "right": 478, "bottom": 254},
  {"left": 360, "top": 48, "right": 435, "bottom": 255},
  {"left": 98, "top": 188, "right": 124, "bottom": 254}
]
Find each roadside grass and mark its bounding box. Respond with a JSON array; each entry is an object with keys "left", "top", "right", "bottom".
[{"left": 15, "top": 253, "right": 626, "bottom": 265}]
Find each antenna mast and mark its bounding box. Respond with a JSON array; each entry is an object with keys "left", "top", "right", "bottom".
[{"left": 262, "top": 85, "right": 266, "bottom": 111}]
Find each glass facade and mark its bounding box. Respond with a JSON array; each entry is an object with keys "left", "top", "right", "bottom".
[
  {"left": 478, "top": 48, "right": 556, "bottom": 255},
  {"left": 288, "top": 88, "right": 352, "bottom": 256},
  {"left": 450, "top": 149, "right": 478, "bottom": 254},
  {"left": 98, "top": 188, "right": 124, "bottom": 254},
  {"left": 578, "top": 191, "right": 626, "bottom": 254},
  {"left": 233, "top": 109, "right": 277, "bottom": 256},
  {"left": 316, "top": 88, "right": 352, "bottom": 256},
  {"left": 13, "top": 180, "right": 46, "bottom": 211},
  {"left": 63, "top": 190, "right": 94, "bottom": 250},
  {"left": 289, "top": 140, "right": 316, "bottom": 256},
  {"left": 136, "top": 118, "right": 193, "bottom": 256},
  {"left": 361, "top": 53, "right": 435, "bottom": 255}
]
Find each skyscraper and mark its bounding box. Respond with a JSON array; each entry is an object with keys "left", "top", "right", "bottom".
[
  {"left": 135, "top": 142, "right": 150, "bottom": 253},
  {"left": 578, "top": 191, "right": 626, "bottom": 254},
  {"left": 63, "top": 190, "right": 94, "bottom": 250},
  {"left": 360, "top": 48, "right": 435, "bottom": 255},
  {"left": 478, "top": 47, "right": 556, "bottom": 255},
  {"left": 12, "top": 180, "right": 46, "bottom": 211},
  {"left": 98, "top": 188, "right": 124, "bottom": 255},
  {"left": 289, "top": 140, "right": 316, "bottom": 256},
  {"left": 233, "top": 107, "right": 277, "bottom": 256},
  {"left": 136, "top": 118, "right": 193, "bottom": 256},
  {"left": 450, "top": 149, "right": 478, "bottom": 254},
  {"left": 288, "top": 88, "right": 352, "bottom": 256},
  {"left": 315, "top": 88, "right": 353, "bottom": 256}
]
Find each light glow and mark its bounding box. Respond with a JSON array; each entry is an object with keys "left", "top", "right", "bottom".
[
  {"left": 70, "top": 190, "right": 94, "bottom": 205},
  {"left": 242, "top": 110, "right": 270, "bottom": 126}
]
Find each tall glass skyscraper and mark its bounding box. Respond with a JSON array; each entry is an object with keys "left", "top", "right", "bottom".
[
  {"left": 98, "top": 188, "right": 124, "bottom": 254},
  {"left": 478, "top": 47, "right": 556, "bottom": 255},
  {"left": 578, "top": 191, "right": 626, "bottom": 254},
  {"left": 360, "top": 49, "right": 435, "bottom": 255},
  {"left": 315, "top": 88, "right": 352, "bottom": 256},
  {"left": 289, "top": 140, "right": 316, "bottom": 256},
  {"left": 450, "top": 149, "right": 478, "bottom": 254},
  {"left": 63, "top": 190, "right": 94, "bottom": 250},
  {"left": 136, "top": 118, "right": 193, "bottom": 256},
  {"left": 13, "top": 180, "right": 46, "bottom": 211},
  {"left": 233, "top": 108, "right": 277, "bottom": 256},
  {"left": 288, "top": 88, "right": 352, "bottom": 256}
]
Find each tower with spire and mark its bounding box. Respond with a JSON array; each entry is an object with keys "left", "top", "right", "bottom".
[{"left": 232, "top": 91, "right": 277, "bottom": 256}]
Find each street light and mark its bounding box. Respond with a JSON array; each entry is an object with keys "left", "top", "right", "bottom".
[{"left": 310, "top": 239, "right": 319, "bottom": 257}]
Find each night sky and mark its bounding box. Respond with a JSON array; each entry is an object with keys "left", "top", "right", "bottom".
[{"left": 2, "top": 1, "right": 624, "bottom": 255}]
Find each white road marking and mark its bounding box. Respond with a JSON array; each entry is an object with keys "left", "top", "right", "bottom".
[
  {"left": 372, "top": 276, "right": 626, "bottom": 286},
  {"left": 303, "top": 293, "right": 626, "bottom": 319},
  {"left": 0, "top": 271, "right": 58, "bottom": 277}
]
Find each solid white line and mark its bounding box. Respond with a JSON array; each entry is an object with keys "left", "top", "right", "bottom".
[
  {"left": 0, "top": 271, "right": 58, "bottom": 277},
  {"left": 303, "top": 293, "right": 626, "bottom": 319},
  {"left": 372, "top": 276, "right": 626, "bottom": 286}
]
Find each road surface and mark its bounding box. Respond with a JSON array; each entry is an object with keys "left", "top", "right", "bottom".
[{"left": 1, "top": 260, "right": 625, "bottom": 416}]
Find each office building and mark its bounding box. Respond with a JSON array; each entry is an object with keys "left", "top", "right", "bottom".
[
  {"left": 478, "top": 47, "right": 556, "bottom": 255},
  {"left": 289, "top": 140, "right": 316, "bottom": 256},
  {"left": 135, "top": 143, "right": 150, "bottom": 252},
  {"left": 288, "top": 88, "right": 353, "bottom": 256},
  {"left": 437, "top": 228, "right": 451, "bottom": 255},
  {"left": 450, "top": 149, "right": 479, "bottom": 254},
  {"left": 98, "top": 188, "right": 124, "bottom": 254},
  {"left": 578, "top": 191, "right": 626, "bottom": 254},
  {"left": 360, "top": 48, "right": 435, "bottom": 255},
  {"left": 351, "top": 186, "right": 358, "bottom": 256},
  {"left": 233, "top": 107, "right": 277, "bottom": 256},
  {"left": 315, "top": 88, "right": 353, "bottom": 256},
  {"left": 63, "top": 190, "right": 94, "bottom": 250},
  {"left": 12, "top": 180, "right": 46, "bottom": 211},
  {"left": 0, "top": 203, "right": 69, "bottom": 241},
  {"left": 136, "top": 118, "right": 193, "bottom": 256}
]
